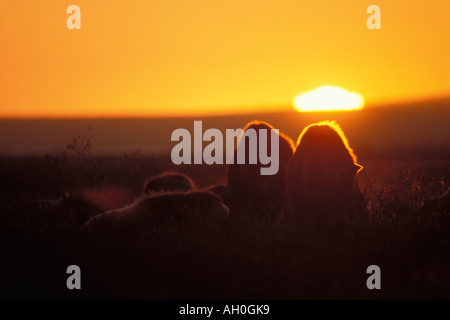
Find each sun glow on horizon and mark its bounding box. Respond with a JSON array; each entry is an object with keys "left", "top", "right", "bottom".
[
  {"left": 293, "top": 86, "right": 365, "bottom": 112},
  {"left": 0, "top": 2, "right": 447, "bottom": 118}
]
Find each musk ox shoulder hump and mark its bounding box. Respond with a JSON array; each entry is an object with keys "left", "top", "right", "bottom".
[
  {"left": 242, "top": 120, "right": 295, "bottom": 157},
  {"left": 286, "top": 120, "right": 365, "bottom": 222},
  {"left": 225, "top": 120, "right": 295, "bottom": 215},
  {"left": 294, "top": 120, "right": 362, "bottom": 173}
]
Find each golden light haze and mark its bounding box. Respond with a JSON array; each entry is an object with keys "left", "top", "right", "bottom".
[{"left": 0, "top": 1, "right": 449, "bottom": 117}]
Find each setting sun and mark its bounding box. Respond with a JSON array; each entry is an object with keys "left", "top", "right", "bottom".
[{"left": 293, "top": 86, "right": 365, "bottom": 112}]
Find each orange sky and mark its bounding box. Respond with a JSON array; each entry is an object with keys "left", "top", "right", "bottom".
[{"left": 0, "top": 0, "right": 449, "bottom": 117}]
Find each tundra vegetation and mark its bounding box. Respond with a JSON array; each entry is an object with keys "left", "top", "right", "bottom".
[{"left": 0, "top": 127, "right": 449, "bottom": 299}]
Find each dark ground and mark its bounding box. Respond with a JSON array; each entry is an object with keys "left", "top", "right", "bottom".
[{"left": 0, "top": 144, "right": 449, "bottom": 299}]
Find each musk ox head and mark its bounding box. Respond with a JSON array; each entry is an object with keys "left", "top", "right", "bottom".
[
  {"left": 226, "top": 120, "right": 295, "bottom": 216},
  {"left": 143, "top": 171, "right": 195, "bottom": 195},
  {"left": 286, "top": 121, "right": 365, "bottom": 223}
]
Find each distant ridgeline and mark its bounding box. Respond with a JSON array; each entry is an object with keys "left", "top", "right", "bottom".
[{"left": 0, "top": 98, "right": 448, "bottom": 156}]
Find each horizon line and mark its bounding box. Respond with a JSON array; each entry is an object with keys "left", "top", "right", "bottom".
[{"left": 0, "top": 94, "right": 448, "bottom": 120}]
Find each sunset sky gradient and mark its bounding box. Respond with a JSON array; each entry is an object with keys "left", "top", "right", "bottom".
[{"left": 0, "top": 0, "right": 449, "bottom": 117}]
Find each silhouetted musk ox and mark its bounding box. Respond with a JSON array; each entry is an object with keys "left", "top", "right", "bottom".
[
  {"left": 80, "top": 190, "right": 229, "bottom": 299},
  {"left": 82, "top": 190, "right": 229, "bottom": 238},
  {"left": 142, "top": 171, "right": 195, "bottom": 195},
  {"left": 226, "top": 120, "right": 295, "bottom": 216},
  {"left": 16, "top": 192, "right": 105, "bottom": 235},
  {"left": 286, "top": 121, "right": 366, "bottom": 223}
]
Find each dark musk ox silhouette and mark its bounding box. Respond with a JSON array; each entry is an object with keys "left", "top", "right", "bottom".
[
  {"left": 15, "top": 192, "right": 105, "bottom": 235},
  {"left": 226, "top": 120, "right": 295, "bottom": 217},
  {"left": 14, "top": 186, "right": 135, "bottom": 239},
  {"left": 81, "top": 190, "right": 229, "bottom": 237},
  {"left": 285, "top": 121, "right": 366, "bottom": 223},
  {"left": 80, "top": 190, "right": 229, "bottom": 298},
  {"left": 142, "top": 171, "right": 195, "bottom": 195}
]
